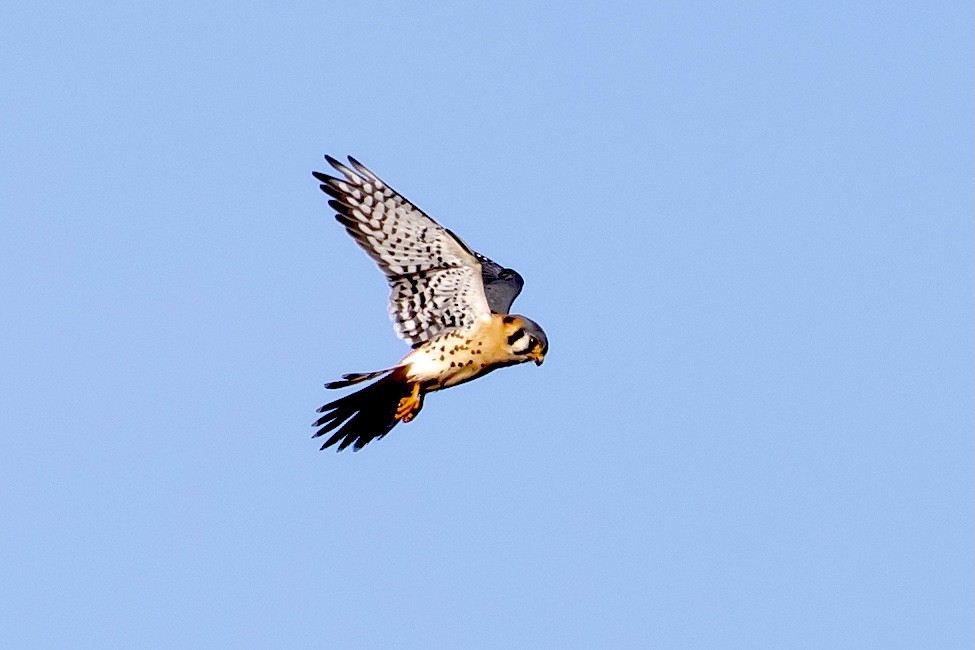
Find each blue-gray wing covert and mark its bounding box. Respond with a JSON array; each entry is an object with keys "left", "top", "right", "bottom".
[{"left": 474, "top": 251, "right": 525, "bottom": 314}]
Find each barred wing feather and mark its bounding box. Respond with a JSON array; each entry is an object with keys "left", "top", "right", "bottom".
[{"left": 313, "top": 156, "right": 492, "bottom": 347}]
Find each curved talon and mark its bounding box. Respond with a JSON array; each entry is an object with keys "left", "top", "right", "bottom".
[{"left": 395, "top": 383, "right": 423, "bottom": 422}]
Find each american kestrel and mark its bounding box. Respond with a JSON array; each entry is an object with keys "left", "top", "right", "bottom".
[{"left": 311, "top": 155, "right": 548, "bottom": 452}]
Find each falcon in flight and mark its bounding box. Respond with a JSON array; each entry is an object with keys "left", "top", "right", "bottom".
[{"left": 311, "top": 156, "right": 548, "bottom": 452}]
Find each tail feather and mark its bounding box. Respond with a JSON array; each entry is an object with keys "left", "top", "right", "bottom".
[
  {"left": 313, "top": 371, "right": 419, "bottom": 451},
  {"left": 324, "top": 366, "right": 399, "bottom": 390}
]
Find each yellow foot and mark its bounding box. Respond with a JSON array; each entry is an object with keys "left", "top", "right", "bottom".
[{"left": 395, "top": 383, "right": 422, "bottom": 422}]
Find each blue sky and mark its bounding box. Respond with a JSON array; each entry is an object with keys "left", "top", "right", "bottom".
[{"left": 1, "top": 1, "right": 971, "bottom": 647}]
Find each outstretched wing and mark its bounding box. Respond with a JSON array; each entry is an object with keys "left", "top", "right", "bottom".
[
  {"left": 474, "top": 251, "right": 525, "bottom": 315},
  {"left": 313, "top": 156, "right": 492, "bottom": 347}
]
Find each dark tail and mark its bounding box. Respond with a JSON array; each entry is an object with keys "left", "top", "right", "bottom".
[
  {"left": 313, "top": 368, "right": 422, "bottom": 452},
  {"left": 323, "top": 366, "right": 399, "bottom": 390}
]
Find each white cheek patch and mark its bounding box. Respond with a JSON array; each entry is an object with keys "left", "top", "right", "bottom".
[{"left": 511, "top": 335, "right": 532, "bottom": 354}]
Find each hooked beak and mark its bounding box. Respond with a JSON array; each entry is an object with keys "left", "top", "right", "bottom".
[{"left": 529, "top": 347, "right": 545, "bottom": 366}]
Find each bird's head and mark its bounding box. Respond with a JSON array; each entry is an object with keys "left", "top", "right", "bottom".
[{"left": 500, "top": 315, "right": 548, "bottom": 366}]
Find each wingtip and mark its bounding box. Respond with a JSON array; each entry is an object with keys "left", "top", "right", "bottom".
[
  {"left": 323, "top": 154, "right": 358, "bottom": 180},
  {"left": 347, "top": 156, "right": 380, "bottom": 182}
]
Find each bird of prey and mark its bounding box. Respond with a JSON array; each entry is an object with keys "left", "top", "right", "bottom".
[{"left": 311, "top": 155, "right": 548, "bottom": 452}]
